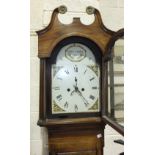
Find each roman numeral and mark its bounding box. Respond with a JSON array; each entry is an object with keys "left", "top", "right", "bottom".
[
  {"left": 74, "top": 65, "right": 78, "bottom": 72},
  {"left": 90, "top": 77, "right": 95, "bottom": 81},
  {"left": 84, "top": 69, "right": 87, "bottom": 74},
  {"left": 89, "top": 95, "right": 95, "bottom": 100},
  {"left": 64, "top": 102, "right": 68, "bottom": 108},
  {"left": 84, "top": 102, "right": 89, "bottom": 107},
  {"left": 65, "top": 70, "right": 69, "bottom": 74},
  {"left": 75, "top": 105, "right": 78, "bottom": 112},
  {"left": 56, "top": 95, "right": 62, "bottom": 101},
  {"left": 57, "top": 77, "right": 62, "bottom": 80},
  {"left": 92, "top": 86, "right": 97, "bottom": 89},
  {"left": 53, "top": 87, "right": 60, "bottom": 90}
]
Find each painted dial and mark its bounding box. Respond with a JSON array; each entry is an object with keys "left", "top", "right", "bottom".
[{"left": 51, "top": 43, "right": 100, "bottom": 114}]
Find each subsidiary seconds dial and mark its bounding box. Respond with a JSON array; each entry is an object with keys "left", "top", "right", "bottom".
[{"left": 52, "top": 65, "right": 100, "bottom": 114}]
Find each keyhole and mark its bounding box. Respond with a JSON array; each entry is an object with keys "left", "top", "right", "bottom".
[
  {"left": 67, "top": 88, "right": 70, "bottom": 92},
  {"left": 81, "top": 88, "right": 85, "bottom": 91}
]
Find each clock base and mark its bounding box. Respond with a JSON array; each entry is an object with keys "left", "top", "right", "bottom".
[{"left": 47, "top": 123, "right": 105, "bottom": 155}]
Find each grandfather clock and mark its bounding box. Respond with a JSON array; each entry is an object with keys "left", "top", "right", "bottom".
[{"left": 36, "top": 6, "right": 123, "bottom": 155}]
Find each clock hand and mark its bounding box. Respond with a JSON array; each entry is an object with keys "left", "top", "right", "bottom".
[
  {"left": 70, "top": 77, "right": 78, "bottom": 96},
  {"left": 71, "top": 85, "right": 89, "bottom": 106},
  {"left": 70, "top": 89, "right": 75, "bottom": 96},
  {"left": 76, "top": 90, "right": 89, "bottom": 107},
  {"left": 75, "top": 77, "right": 78, "bottom": 87},
  {"left": 70, "top": 85, "right": 78, "bottom": 96},
  {"left": 71, "top": 78, "right": 87, "bottom": 105}
]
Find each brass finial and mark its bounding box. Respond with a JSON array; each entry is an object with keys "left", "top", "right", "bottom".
[
  {"left": 58, "top": 5, "right": 67, "bottom": 14},
  {"left": 86, "top": 6, "right": 95, "bottom": 15}
]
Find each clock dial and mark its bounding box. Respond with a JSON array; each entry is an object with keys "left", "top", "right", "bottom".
[
  {"left": 51, "top": 43, "right": 100, "bottom": 114},
  {"left": 52, "top": 65, "right": 100, "bottom": 113}
]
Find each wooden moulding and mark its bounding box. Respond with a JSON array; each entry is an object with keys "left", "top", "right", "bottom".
[
  {"left": 36, "top": 7, "right": 115, "bottom": 58},
  {"left": 104, "top": 28, "right": 124, "bottom": 62},
  {"left": 37, "top": 116, "right": 103, "bottom": 127}
]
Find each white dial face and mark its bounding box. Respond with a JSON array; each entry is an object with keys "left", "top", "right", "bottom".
[{"left": 51, "top": 43, "right": 100, "bottom": 114}]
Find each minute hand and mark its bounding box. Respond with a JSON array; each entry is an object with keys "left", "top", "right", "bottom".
[{"left": 76, "top": 90, "right": 89, "bottom": 107}]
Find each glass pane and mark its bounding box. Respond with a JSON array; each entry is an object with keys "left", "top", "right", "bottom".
[{"left": 108, "top": 39, "right": 124, "bottom": 126}]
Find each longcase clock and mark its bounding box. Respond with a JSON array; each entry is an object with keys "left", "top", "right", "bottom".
[{"left": 36, "top": 6, "right": 124, "bottom": 155}]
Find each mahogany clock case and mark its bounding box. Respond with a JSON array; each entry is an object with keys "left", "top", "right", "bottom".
[
  {"left": 35, "top": 6, "right": 124, "bottom": 155},
  {"left": 46, "top": 36, "right": 103, "bottom": 119},
  {"left": 37, "top": 6, "right": 124, "bottom": 135}
]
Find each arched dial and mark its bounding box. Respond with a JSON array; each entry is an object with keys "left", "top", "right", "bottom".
[{"left": 51, "top": 43, "right": 100, "bottom": 114}]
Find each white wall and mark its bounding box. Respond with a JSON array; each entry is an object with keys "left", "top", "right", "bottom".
[{"left": 30, "top": 1, "right": 124, "bottom": 155}]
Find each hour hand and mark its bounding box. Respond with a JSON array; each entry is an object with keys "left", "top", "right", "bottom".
[
  {"left": 70, "top": 85, "right": 78, "bottom": 96},
  {"left": 73, "top": 85, "right": 79, "bottom": 91},
  {"left": 70, "top": 90, "right": 75, "bottom": 96},
  {"left": 75, "top": 77, "right": 77, "bottom": 85}
]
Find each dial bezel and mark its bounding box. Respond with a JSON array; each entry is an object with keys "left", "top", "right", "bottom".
[{"left": 46, "top": 36, "right": 103, "bottom": 119}]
